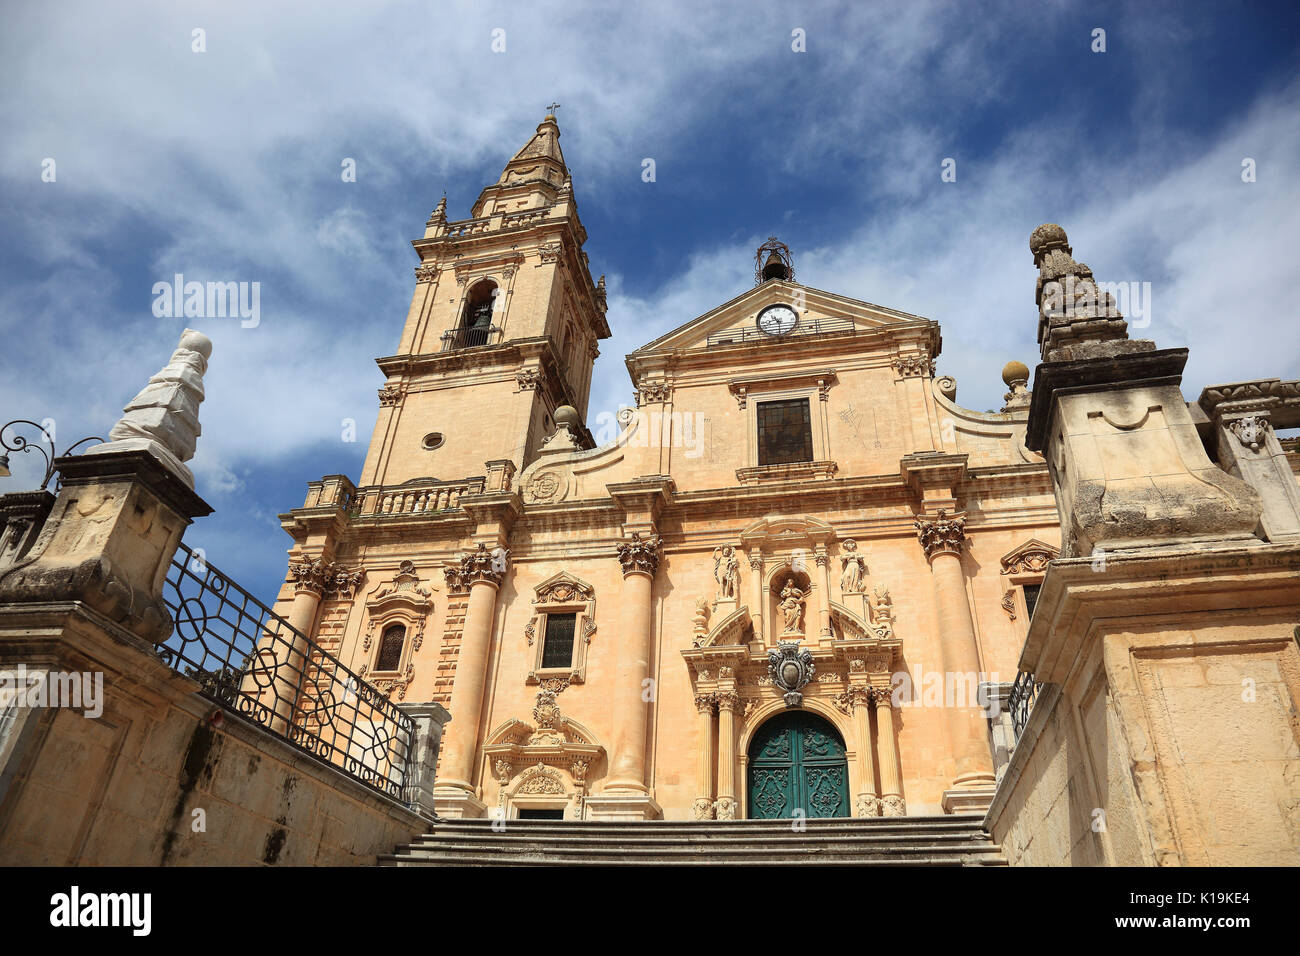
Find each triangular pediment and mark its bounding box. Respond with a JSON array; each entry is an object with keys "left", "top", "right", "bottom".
[{"left": 631, "top": 280, "right": 934, "bottom": 356}]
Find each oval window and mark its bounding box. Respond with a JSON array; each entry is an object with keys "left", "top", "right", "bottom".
[{"left": 422, "top": 432, "right": 445, "bottom": 450}]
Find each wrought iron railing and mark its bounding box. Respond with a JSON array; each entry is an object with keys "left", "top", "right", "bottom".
[
  {"left": 1007, "top": 670, "right": 1042, "bottom": 741},
  {"left": 706, "top": 315, "right": 860, "bottom": 347},
  {"left": 441, "top": 325, "right": 497, "bottom": 350},
  {"left": 158, "top": 541, "right": 415, "bottom": 800}
]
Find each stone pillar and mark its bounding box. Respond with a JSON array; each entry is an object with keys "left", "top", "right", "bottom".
[
  {"left": 398, "top": 701, "right": 452, "bottom": 820},
  {"left": 714, "top": 691, "right": 738, "bottom": 820},
  {"left": 433, "top": 544, "right": 507, "bottom": 816},
  {"left": 850, "top": 687, "right": 880, "bottom": 817},
  {"left": 605, "top": 533, "right": 660, "bottom": 792},
  {"left": 873, "top": 685, "right": 905, "bottom": 816},
  {"left": 983, "top": 225, "right": 1292, "bottom": 866},
  {"left": 915, "top": 511, "right": 997, "bottom": 809},
  {"left": 814, "top": 546, "right": 833, "bottom": 638},
  {"left": 693, "top": 693, "right": 716, "bottom": 819},
  {"left": 1196, "top": 391, "right": 1300, "bottom": 543}
]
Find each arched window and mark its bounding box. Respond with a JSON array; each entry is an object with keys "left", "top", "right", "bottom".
[
  {"left": 375, "top": 623, "right": 406, "bottom": 672},
  {"left": 460, "top": 280, "right": 498, "bottom": 347}
]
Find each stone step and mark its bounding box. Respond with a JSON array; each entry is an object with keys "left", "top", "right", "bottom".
[
  {"left": 414, "top": 813, "right": 987, "bottom": 835},
  {"left": 382, "top": 846, "right": 1006, "bottom": 866},
  {"left": 382, "top": 814, "right": 1006, "bottom": 866},
  {"left": 402, "top": 830, "right": 992, "bottom": 850}
]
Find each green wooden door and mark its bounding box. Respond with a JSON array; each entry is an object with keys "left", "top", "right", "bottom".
[{"left": 747, "top": 712, "right": 849, "bottom": 819}]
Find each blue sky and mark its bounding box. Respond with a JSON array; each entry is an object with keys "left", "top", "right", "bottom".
[{"left": 2, "top": 0, "right": 1298, "bottom": 607}]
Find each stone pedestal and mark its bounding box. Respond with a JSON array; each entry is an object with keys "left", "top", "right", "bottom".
[
  {"left": 988, "top": 543, "right": 1300, "bottom": 865},
  {"left": 399, "top": 701, "right": 451, "bottom": 820}
]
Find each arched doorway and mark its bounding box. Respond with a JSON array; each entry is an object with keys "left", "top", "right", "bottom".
[{"left": 747, "top": 711, "right": 849, "bottom": 819}]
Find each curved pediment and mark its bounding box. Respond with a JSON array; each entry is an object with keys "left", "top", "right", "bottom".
[
  {"left": 739, "top": 514, "right": 836, "bottom": 549},
  {"left": 696, "top": 604, "right": 753, "bottom": 649}
]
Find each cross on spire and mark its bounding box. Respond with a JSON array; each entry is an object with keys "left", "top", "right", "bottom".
[{"left": 546, "top": 102, "right": 561, "bottom": 114}]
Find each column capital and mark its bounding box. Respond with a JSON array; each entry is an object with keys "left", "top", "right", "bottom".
[
  {"left": 694, "top": 693, "right": 717, "bottom": 714},
  {"left": 616, "top": 532, "right": 662, "bottom": 578},
  {"left": 871, "top": 684, "right": 896, "bottom": 707},
  {"left": 288, "top": 557, "right": 365, "bottom": 598},
  {"left": 914, "top": 509, "right": 967, "bottom": 562},
  {"left": 843, "top": 686, "right": 873, "bottom": 711},
  {"left": 448, "top": 542, "right": 510, "bottom": 589},
  {"left": 716, "top": 691, "right": 740, "bottom": 713}
]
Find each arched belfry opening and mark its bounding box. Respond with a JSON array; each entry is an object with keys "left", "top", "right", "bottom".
[
  {"left": 460, "top": 279, "right": 499, "bottom": 346},
  {"left": 755, "top": 236, "right": 794, "bottom": 284}
]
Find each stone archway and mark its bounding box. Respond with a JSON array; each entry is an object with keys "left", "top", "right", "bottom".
[{"left": 747, "top": 710, "right": 849, "bottom": 819}]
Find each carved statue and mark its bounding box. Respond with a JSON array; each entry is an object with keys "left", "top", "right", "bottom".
[
  {"left": 777, "top": 577, "right": 808, "bottom": 634},
  {"left": 713, "top": 546, "right": 740, "bottom": 600},
  {"left": 839, "top": 539, "right": 866, "bottom": 593}
]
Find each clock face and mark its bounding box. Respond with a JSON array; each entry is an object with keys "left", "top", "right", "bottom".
[{"left": 757, "top": 304, "right": 798, "bottom": 336}]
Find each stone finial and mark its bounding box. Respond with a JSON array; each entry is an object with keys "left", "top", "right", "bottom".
[
  {"left": 1031, "top": 224, "right": 1150, "bottom": 364},
  {"left": 1000, "top": 360, "right": 1031, "bottom": 411},
  {"left": 430, "top": 195, "right": 447, "bottom": 222},
  {"left": 595, "top": 274, "right": 607, "bottom": 313},
  {"left": 541, "top": 405, "right": 583, "bottom": 451},
  {"left": 84, "top": 328, "right": 212, "bottom": 488}
]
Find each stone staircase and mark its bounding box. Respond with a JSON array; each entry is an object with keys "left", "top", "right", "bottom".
[{"left": 379, "top": 814, "right": 1006, "bottom": 866}]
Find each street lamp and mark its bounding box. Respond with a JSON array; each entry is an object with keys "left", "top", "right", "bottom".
[{"left": 0, "top": 420, "right": 105, "bottom": 491}]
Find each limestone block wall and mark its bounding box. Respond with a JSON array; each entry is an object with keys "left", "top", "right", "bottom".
[{"left": 0, "top": 614, "right": 425, "bottom": 866}]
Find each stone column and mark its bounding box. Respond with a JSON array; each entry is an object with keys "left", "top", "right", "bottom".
[
  {"left": 434, "top": 544, "right": 507, "bottom": 813},
  {"left": 714, "top": 691, "right": 739, "bottom": 820},
  {"left": 693, "top": 694, "right": 716, "bottom": 819},
  {"left": 814, "top": 546, "right": 833, "bottom": 638},
  {"left": 873, "top": 685, "right": 905, "bottom": 816},
  {"left": 748, "top": 553, "right": 764, "bottom": 639},
  {"left": 850, "top": 687, "right": 880, "bottom": 817},
  {"left": 605, "top": 533, "right": 660, "bottom": 792},
  {"left": 266, "top": 563, "right": 328, "bottom": 733},
  {"left": 915, "top": 511, "right": 997, "bottom": 804}
]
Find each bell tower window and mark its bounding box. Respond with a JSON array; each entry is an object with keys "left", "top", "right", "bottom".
[{"left": 458, "top": 280, "right": 498, "bottom": 348}]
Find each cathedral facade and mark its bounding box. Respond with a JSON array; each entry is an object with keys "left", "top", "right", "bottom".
[{"left": 270, "top": 113, "right": 1062, "bottom": 821}]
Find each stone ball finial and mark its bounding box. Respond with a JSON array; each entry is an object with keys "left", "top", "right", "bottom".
[
  {"left": 179, "top": 327, "right": 213, "bottom": 360},
  {"left": 1001, "top": 360, "right": 1030, "bottom": 386},
  {"left": 1029, "top": 223, "right": 1068, "bottom": 256},
  {"left": 553, "top": 405, "right": 581, "bottom": 429}
]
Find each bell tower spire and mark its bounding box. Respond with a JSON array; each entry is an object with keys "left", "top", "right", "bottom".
[{"left": 359, "top": 111, "right": 610, "bottom": 489}]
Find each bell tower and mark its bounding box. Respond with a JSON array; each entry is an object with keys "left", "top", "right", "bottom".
[{"left": 360, "top": 111, "right": 611, "bottom": 488}]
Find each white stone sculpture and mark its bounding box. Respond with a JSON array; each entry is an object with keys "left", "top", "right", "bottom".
[{"left": 85, "top": 328, "right": 212, "bottom": 488}]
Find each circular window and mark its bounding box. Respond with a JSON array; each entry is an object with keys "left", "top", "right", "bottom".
[{"left": 422, "top": 432, "right": 445, "bottom": 450}]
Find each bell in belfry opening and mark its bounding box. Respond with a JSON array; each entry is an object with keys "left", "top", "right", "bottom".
[{"left": 755, "top": 236, "right": 794, "bottom": 284}]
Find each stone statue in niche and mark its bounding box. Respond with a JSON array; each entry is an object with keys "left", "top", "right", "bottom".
[
  {"left": 839, "top": 539, "right": 867, "bottom": 593},
  {"left": 713, "top": 546, "right": 740, "bottom": 600},
  {"left": 777, "top": 577, "right": 808, "bottom": 634}
]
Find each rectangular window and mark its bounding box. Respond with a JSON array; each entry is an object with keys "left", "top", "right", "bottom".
[
  {"left": 757, "top": 398, "right": 814, "bottom": 466},
  {"left": 541, "top": 613, "right": 577, "bottom": 670},
  {"left": 1022, "top": 584, "right": 1041, "bottom": 619}
]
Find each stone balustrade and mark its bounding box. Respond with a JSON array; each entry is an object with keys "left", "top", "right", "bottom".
[{"left": 356, "top": 479, "right": 487, "bottom": 517}]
